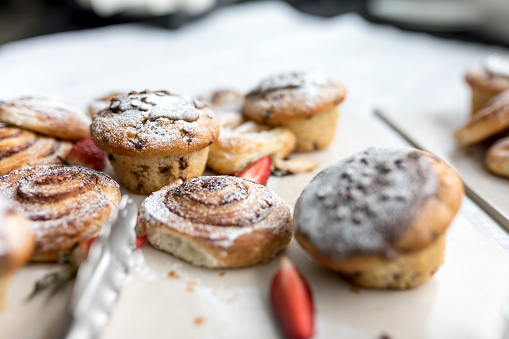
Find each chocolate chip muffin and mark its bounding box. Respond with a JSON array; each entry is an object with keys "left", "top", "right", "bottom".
[
  {"left": 90, "top": 90, "right": 220, "bottom": 194},
  {"left": 293, "top": 148, "right": 463, "bottom": 289},
  {"left": 242, "top": 71, "right": 346, "bottom": 152}
]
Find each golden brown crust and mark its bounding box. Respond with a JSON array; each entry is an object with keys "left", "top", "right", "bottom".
[
  {"left": 294, "top": 149, "right": 463, "bottom": 289},
  {"left": 485, "top": 136, "right": 509, "bottom": 177},
  {"left": 0, "top": 97, "right": 90, "bottom": 141},
  {"left": 0, "top": 165, "right": 121, "bottom": 261},
  {"left": 0, "top": 125, "right": 72, "bottom": 176},
  {"left": 138, "top": 176, "right": 293, "bottom": 268},
  {"left": 90, "top": 90, "right": 220, "bottom": 157},
  {"left": 207, "top": 113, "right": 296, "bottom": 174},
  {"left": 454, "top": 90, "right": 509, "bottom": 146},
  {"left": 242, "top": 71, "right": 346, "bottom": 125},
  {"left": 465, "top": 69, "right": 509, "bottom": 94}
]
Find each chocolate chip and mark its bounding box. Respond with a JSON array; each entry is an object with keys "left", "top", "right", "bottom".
[
  {"left": 129, "top": 91, "right": 139, "bottom": 96},
  {"left": 182, "top": 126, "right": 192, "bottom": 134},
  {"left": 178, "top": 157, "right": 188, "bottom": 170},
  {"left": 140, "top": 105, "right": 150, "bottom": 112},
  {"left": 160, "top": 167, "right": 170, "bottom": 174},
  {"left": 376, "top": 163, "right": 392, "bottom": 173},
  {"left": 108, "top": 154, "right": 115, "bottom": 162},
  {"left": 136, "top": 183, "right": 143, "bottom": 191},
  {"left": 184, "top": 135, "right": 193, "bottom": 144},
  {"left": 193, "top": 99, "right": 206, "bottom": 109},
  {"left": 408, "top": 152, "right": 420, "bottom": 160},
  {"left": 334, "top": 98, "right": 341, "bottom": 105},
  {"left": 110, "top": 101, "right": 120, "bottom": 110},
  {"left": 131, "top": 100, "right": 140, "bottom": 107},
  {"left": 102, "top": 134, "right": 110, "bottom": 142},
  {"left": 111, "top": 97, "right": 120, "bottom": 102},
  {"left": 313, "top": 143, "right": 320, "bottom": 151},
  {"left": 394, "top": 159, "right": 406, "bottom": 169},
  {"left": 360, "top": 158, "right": 368, "bottom": 165},
  {"left": 155, "top": 90, "right": 170, "bottom": 96},
  {"left": 141, "top": 89, "right": 151, "bottom": 94},
  {"left": 208, "top": 140, "right": 214, "bottom": 146},
  {"left": 131, "top": 139, "right": 143, "bottom": 150}
]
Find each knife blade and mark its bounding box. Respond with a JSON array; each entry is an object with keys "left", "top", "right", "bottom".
[{"left": 63, "top": 195, "right": 137, "bottom": 339}]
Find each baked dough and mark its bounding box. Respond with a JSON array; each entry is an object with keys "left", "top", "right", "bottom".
[
  {"left": 454, "top": 89, "right": 509, "bottom": 146},
  {"left": 294, "top": 148, "right": 463, "bottom": 289},
  {"left": 0, "top": 96, "right": 90, "bottom": 141},
  {"left": 466, "top": 55, "right": 509, "bottom": 114},
  {"left": 485, "top": 136, "right": 509, "bottom": 177},
  {"left": 0, "top": 165, "right": 121, "bottom": 261},
  {"left": 90, "top": 90, "right": 220, "bottom": 194},
  {"left": 0, "top": 124, "right": 73, "bottom": 176},
  {"left": 138, "top": 176, "right": 292, "bottom": 268},
  {"left": 242, "top": 71, "right": 346, "bottom": 152},
  {"left": 0, "top": 196, "right": 34, "bottom": 306}
]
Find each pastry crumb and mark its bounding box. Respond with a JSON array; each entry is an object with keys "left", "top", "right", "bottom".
[
  {"left": 168, "top": 270, "right": 181, "bottom": 279},
  {"left": 218, "top": 271, "right": 226, "bottom": 277},
  {"left": 187, "top": 280, "right": 198, "bottom": 292},
  {"left": 194, "top": 316, "right": 206, "bottom": 325},
  {"left": 350, "top": 285, "right": 360, "bottom": 294}
]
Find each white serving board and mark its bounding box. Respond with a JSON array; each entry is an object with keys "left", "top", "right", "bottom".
[
  {"left": 2, "top": 110, "right": 509, "bottom": 339},
  {"left": 376, "top": 106, "right": 509, "bottom": 232}
]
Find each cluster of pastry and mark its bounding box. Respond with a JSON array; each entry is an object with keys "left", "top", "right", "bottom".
[
  {"left": 455, "top": 55, "right": 509, "bottom": 178},
  {"left": 0, "top": 70, "right": 463, "bottom": 298}
]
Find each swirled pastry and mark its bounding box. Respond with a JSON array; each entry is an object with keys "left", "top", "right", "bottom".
[
  {"left": 466, "top": 55, "right": 509, "bottom": 114},
  {"left": 294, "top": 148, "right": 463, "bottom": 289},
  {"left": 138, "top": 176, "right": 292, "bottom": 268},
  {"left": 0, "top": 165, "right": 121, "bottom": 261},
  {"left": 454, "top": 90, "right": 509, "bottom": 146},
  {"left": 485, "top": 137, "right": 509, "bottom": 177},
  {"left": 0, "top": 195, "right": 34, "bottom": 306},
  {"left": 90, "top": 90, "right": 220, "bottom": 194},
  {"left": 0, "top": 96, "right": 90, "bottom": 141},
  {"left": 0, "top": 125, "right": 73, "bottom": 176},
  {"left": 243, "top": 71, "right": 346, "bottom": 152}
]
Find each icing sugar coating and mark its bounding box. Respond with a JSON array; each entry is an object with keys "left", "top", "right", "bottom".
[
  {"left": 90, "top": 90, "right": 220, "bottom": 157},
  {"left": 483, "top": 55, "right": 509, "bottom": 78},
  {"left": 0, "top": 165, "right": 120, "bottom": 258},
  {"left": 294, "top": 147, "right": 439, "bottom": 260},
  {"left": 247, "top": 71, "right": 335, "bottom": 98},
  {"left": 140, "top": 176, "right": 289, "bottom": 248}
]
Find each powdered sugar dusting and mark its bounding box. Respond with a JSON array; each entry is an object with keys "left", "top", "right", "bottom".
[
  {"left": 294, "top": 147, "right": 439, "bottom": 260},
  {"left": 140, "top": 176, "right": 291, "bottom": 249},
  {"left": 0, "top": 165, "right": 120, "bottom": 256}
]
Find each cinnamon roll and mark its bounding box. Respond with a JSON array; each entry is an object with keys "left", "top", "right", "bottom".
[
  {"left": 0, "top": 125, "right": 73, "bottom": 176},
  {"left": 138, "top": 176, "right": 292, "bottom": 268},
  {"left": 0, "top": 96, "right": 90, "bottom": 141},
  {"left": 242, "top": 71, "right": 346, "bottom": 152},
  {"left": 0, "top": 195, "right": 34, "bottom": 306},
  {"left": 294, "top": 148, "right": 463, "bottom": 289},
  {"left": 0, "top": 165, "right": 121, "bottom": 261}
]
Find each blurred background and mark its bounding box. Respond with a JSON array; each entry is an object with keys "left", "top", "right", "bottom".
[{"left": 1, "top": 0, "right": 509, "bottom": 47}]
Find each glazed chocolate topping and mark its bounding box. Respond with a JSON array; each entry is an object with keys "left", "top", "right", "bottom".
[
  {"left": 110, "top": 90, "right": 204, "bottom": 122},
  {"left": 247, "top": 71, "right": 334, "bottom": 98},
  {"left": 294, "top": 147, "right": 439, "bottom": 260},
  {"left": 483, "top": 55, "right": 509, "bottom": 78}
]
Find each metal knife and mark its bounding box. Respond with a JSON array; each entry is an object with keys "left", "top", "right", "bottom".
[{"left": 63, "top": 195, "right": 137, "bottom": 339}]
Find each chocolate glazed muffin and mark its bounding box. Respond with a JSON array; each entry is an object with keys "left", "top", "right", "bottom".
[
  {"left": 90, "top": 90, "right": 220, "bottom": 194},
  {"left": 294, "top": 148, "right": 463, "bottom": 289}
]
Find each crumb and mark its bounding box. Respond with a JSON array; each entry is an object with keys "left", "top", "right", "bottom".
[
  {"left": 187, "top": 280, "right": 197, "bottom": 292},
  {"left": 218, "top": 271, "right": 226, "bottom": 277},
  {"left": 194, "top": 316, "right": 205, "bottom": 325},
  {"left": 350, "top": 285, "right": 360, "bottom": 294},
  {"left": 168, "top": 270, "right": 181, "bottom": 279}
]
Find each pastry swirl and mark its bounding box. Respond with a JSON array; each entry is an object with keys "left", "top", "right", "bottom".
[
  {"left": 138, "top": 176, "right": 292, "bottom": 268},
  {"left": 0, "top": 125, "right": 72, "bottom": 176},
  {"left": 0, "top": 96, "right": 90, "bottom": 141},
  {"left": 0, "top": 165, "right": 121, "bottom": 261}
]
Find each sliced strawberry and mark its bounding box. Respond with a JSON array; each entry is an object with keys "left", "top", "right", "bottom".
[
  {"left": 235, "top": 156, "right": 272, "bottom": 186},
  {"left": 66, "top": 137, "right": 106, "bottom": 171},
  {"left": 270, "top": 257, "right": 314, "bottom": 339},
  {"left": 135, "top": 236, "right": 147, "bottom": 249}
]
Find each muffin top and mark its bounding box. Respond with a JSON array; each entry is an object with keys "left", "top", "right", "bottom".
[
  {"left": 242, "top": 71, "right": 346, "bottom": 124},
  {"left": 90, "top": 90, "right": 220, "bottom": 157},
  {"left": 294, "top": 147, "right": 440, "bottom": 260},
  {"left": 466, "top": 55, "right": 509, "bottom": 92}
]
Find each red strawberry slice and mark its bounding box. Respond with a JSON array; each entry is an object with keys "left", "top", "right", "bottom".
[
  {"left": 270, "top": 257, "right": 314, "bottom": 339},
  {"left": 135, "top": 236, "right": 147, "bottom": 249},
  {"left": 234, "top": 156, "right": 272, "bottom": 186},
  {"left": 66, "top": 137, "right": 107, "bottom": 171}
]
